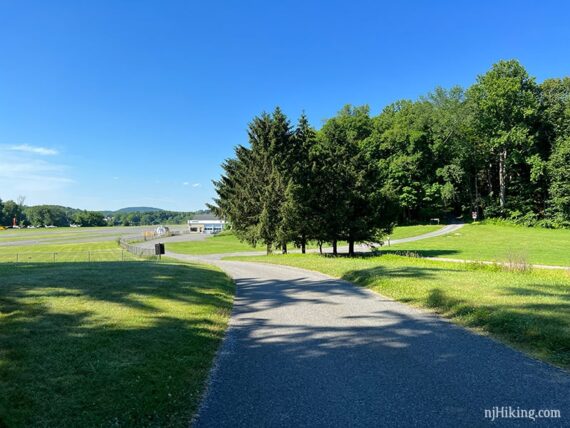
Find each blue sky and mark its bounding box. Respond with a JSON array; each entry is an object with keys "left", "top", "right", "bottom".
[{"left": 0, "top": 1, "right": 568, "bottom": 211}]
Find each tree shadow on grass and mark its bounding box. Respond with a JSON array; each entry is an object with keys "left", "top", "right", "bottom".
[
  {"left": 500, "top": 284, "right": 570, "bottom": 301},
  {"left": 339, "top": 263, "right": 460, "bottom": 288},
  {"left": 0, "top": 261, "right": 234, "bottom": 427},
  {"left": 424, "top": 288, "right": 570, "bottom": 368}
]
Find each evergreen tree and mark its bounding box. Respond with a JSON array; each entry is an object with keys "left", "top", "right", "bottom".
[{"left": 278, "top": 113, "right": 318, "bottom": 253}]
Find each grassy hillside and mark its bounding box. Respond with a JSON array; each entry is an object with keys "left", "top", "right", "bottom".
[{"left": 385, "top": 223, "right": 570, "bottom": 266}]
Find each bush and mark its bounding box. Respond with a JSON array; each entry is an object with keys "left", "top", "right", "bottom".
[
  {"left": 508, "top": 210, "right": 539, "bottom": 227},
  {"left": 480, "top": 215, "right": 570, "bottom": 230}
]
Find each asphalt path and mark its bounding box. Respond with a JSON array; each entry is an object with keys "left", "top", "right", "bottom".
[
  {"left": 134, "top": 223, "right": 569, "bottom": 427},
  {"left": 136, "top": 223, "right": 466, "bottom": 260},
  {"left": 167, "top": 255, "right": 569, "bottom": 427},
  {"left": 386, "top": 223, "right": 464, "bottom": 244}
]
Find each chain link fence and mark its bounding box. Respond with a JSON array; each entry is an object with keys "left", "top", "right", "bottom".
[
  {"left": 0, "top": 231, "right": 173, "bottom": 263},
  {"left": 118, "top": 237, "right": 160, "bottom": 259},
  {"left": 0, "top": 249, "right": 141, "bottom": 263}
]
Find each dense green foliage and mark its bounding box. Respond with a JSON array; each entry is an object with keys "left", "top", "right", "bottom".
[
  {"left": 211, "top": 108, "right": 395, "bottom": 255},
  {"left": 107, "top": 209, "right": 196, "bottom": 226},
  {"left": 213, "top": 60, "right": 570, "bottom": 243}
]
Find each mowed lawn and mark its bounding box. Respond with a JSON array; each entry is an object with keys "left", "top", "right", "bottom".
[
  {"left": 0, "top": 260, "right": 235, "bottom": 427},
  {"left": 0, "top": 226, "right": 126, "bottom": 243},
  {"left": 386, "top": 223, "right": 570, "bottom": 266},
  {"left": 228, "top": 253, "right": 570, "bottom": 369},
  {"left": 0, "top": 225, "right": 187, "bottom": 245},
  {"left": 168, "top": 233, "right": 257, "bottom": 255},
  {"left": 0, "top": 241, "right": 135, "bottom": 262},
  {"left": 167, "top": 224, "right": 444, "bottom": 256}
]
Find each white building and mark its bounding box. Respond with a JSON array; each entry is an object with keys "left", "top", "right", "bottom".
[{"left": 188, "top": 214, "right": 226, "bottom": 234}]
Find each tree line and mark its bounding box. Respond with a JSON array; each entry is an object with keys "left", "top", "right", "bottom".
[
  {"left": 0, "top": 200, "right": 200, "bottom": 227},
  {"left": 210, "top": 60, "right": 570, "bottom": 255},
  {"left": 108, "top": 210, "right": 198, "bottom": 226},
  {"left": 0, "top": 201, "right": 108, "bottom": 227}
]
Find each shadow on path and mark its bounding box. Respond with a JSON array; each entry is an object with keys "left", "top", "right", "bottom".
[{"left": 195, "top": 264, "right": 570, "bottom": 427}]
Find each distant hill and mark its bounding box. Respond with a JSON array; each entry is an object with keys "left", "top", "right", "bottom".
[
  {"left": 113, "top": 207, "right": 164, "bottom": 214},
  {"left": 98, "top": 207, "right": 165, "bottom": 215}
]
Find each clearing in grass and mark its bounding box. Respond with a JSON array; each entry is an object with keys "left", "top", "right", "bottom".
[
  {"left": 0, "top": 260, "right": 235, "bottom": 427},
  {"left": 227, "top": 253, "right": 570, "bottom": 370}
]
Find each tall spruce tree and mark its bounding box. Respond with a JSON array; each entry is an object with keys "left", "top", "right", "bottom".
[
  {"left": 278, "top": 113, "right": 318, "bottom": 253},
  {"left": 266, "top": 107, "right": 294, "bottom": 253}
]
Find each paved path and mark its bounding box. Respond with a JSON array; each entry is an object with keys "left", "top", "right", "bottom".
[
  {"left": 387, "top": 223, "right": 464, "bottom": 244},
  {"left": 132, "top": 226, "right": 569, "bottom": 425},
  {"left": 161, "top": 252, "right": 570, "bottom": 427},
  {"left": 142, "top": 223, "right": 466, "bottom": 260}
]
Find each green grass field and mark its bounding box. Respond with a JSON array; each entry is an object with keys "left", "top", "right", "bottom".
[
  {"left": 385, "top": 223, "right": 570, "bottom": 266},
  {"left": 168, "top": 233, "right": 257, "bottom": 255},
  {"left": 228, "top": 253, "right": 570, "bottom": 369},
  {"left": 167, "top": 224, "right": 444, "bottom": 256},
  {"left": 0, "top": 241, "right": 135, "bottom": 263},
  {"left": 0, "top": 259, "right": 235, "bottom": 427},
  {"left": 0, "top": 226, "right": 124, "bottom": 243},
  {"left": 0, "top": 225, "right": 188, "bottom": 244}
]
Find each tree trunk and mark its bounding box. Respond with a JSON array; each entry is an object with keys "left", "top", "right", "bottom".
[
  {"left": 348, "top": 239, "right": 355, "bottom": 256},
  {"left": 319, "top": 242, "right": 322, "bottom": 254},
  {"left": 499, "top": 149, "right": 507, "bottom": 211},
  {"left": 488, "top": 163, "right": 494, "bottom": 195},
  {"left": 474, "top": 175, "right": 479, "bottom": 211},
  {"left": 266, "top": 243, "right": 271, "bottom": 255},
  {"left": 332, "top": 240, "right": 337, "bottom": 255},
  {"left": 282, "top": 242, "right": 287, "bottom": 254},
  {"left": 301, "top": 241, "right": 306, "bottom": 254}
]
